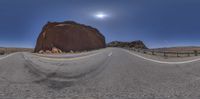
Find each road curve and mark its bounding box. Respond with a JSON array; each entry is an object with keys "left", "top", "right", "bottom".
[{"left": 0, "top": 48, "right": 200, "bottom": 99}]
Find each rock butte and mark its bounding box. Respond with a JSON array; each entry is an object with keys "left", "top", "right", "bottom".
[{"left": 34, "top": 21, "right": 106, "bottom": 53}]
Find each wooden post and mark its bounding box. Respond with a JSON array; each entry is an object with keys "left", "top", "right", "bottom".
[
  {"left": 164, "top": 52, "right": 167, "bottom": 57},
  {"left": 194, "top": 50, "right": 198, "bottom": 56},
  {"left": 143, "top": 50, "right": 146, "bottom": 54},
  {"left": 152, "top": 51, "right": 155, "bottom": 55},
  {"left": 177, "top": 52, "right": 179, "bottom": 57},
  {"left": 187, "top": 53, "right": 190, "bottom": 57},
  {"left": 5, "top": 48, "right": 7, "bottom": 54}
]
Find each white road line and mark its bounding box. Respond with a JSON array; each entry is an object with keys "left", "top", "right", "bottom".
[
  {"left": 124, "top": 50, "right": 200, "bottom": 64},
  {"left": 23, "top": 55, "right": 28, "bottom": 60},
  {"left": 108, "top": 52, "right": 112, "bottom": 56},
  {"left": 0, "top": 53, "right": 17, "bottom": 60}
]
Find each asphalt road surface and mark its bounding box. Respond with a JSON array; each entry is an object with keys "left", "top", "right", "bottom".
[{"left": 0, "top": 48, "right": 200, "bottom": 99}]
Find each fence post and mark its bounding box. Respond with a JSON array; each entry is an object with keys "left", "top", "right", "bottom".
[
  {"left": 194, "top": 50, "right": 198, "bottom": 56},
  {"left": 5, "top": 48, "right": 7, "bottom": 54},
  {"left": 143, "top": 50, "right": 146, "bottom": 54},
  {"left": 176, "top": 52, "right": 179, "bottom": 57},
  {"left": 152, "top": 51, "right": 155, "bottom": 55},
  {"left": 164, "top": 52, "right": 167, "bottom": 57},
  {"left": 187, "top": 53, "right": 190, "bottom": 57}
]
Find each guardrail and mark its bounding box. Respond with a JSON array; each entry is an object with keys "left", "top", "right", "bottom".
[{"left": 128, "top": 48, "right": 200, "bottom": 57}]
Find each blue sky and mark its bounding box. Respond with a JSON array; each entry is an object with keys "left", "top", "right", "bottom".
[{"left": 0, "top": 0, "right": 200, "bottom": 48}]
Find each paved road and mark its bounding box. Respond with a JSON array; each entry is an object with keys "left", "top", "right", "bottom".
[{"left": 0, "top": 48, "right": 200, "bottom": 99}]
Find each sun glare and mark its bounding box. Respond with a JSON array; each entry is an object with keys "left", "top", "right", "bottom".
[{"left": 95, "top": 12, "right": 107, "bottom": 19}]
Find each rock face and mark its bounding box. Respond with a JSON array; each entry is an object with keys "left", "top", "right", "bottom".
[
  {"left": 34, "top": 21, "right": 106, "bottom": 53},
  {"left": 107, "top": 40, "right": 148, "bottom": 49}
]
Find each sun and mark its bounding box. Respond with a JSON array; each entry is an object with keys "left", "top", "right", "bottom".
[{"left": 94, "top": 12, "right": 108, "bottom": 19}]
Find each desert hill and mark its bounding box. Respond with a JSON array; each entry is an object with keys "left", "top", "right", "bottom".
[{"left": 107, "top": 40, "right": 148, "bottom": 49}]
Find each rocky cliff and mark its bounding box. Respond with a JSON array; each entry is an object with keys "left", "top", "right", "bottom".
[{"left": 34, "top": 21, "right": 106, "bottom": 53}]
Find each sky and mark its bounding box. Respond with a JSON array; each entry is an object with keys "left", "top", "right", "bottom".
[{"left": 0, "top": 0, "right": 200, "bottom": 48}]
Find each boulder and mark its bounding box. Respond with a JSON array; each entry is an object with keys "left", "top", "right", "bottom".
[
  {"left": 51, "top": 47, "right": 62, "bottom": 53},
  {"left": 70, "top": 50, "right": 74, "bottom": 53},
  {"left": 38, "top": 50, "right": 44, "bottom": 54},
  {"left": 34, "top": 21, "right": 106, "bottom": 53},
  {"left": 45, "top": 50, "right": 52, "bottom": 54}
]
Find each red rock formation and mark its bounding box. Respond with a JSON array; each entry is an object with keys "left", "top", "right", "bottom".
[{"left": 34, "top": 21, "right": 106, "bottom": 53}]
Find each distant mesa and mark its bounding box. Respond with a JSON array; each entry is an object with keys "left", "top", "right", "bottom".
[
  {"left": 34, "top": 21, "right": 106, "bottom": 53},
  {"left": 107, "top": 40, "right": 148, "bottom": 49}
]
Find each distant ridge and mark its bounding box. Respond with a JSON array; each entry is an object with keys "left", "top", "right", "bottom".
[
  {"left": 0, "top": 47, "right": 33, "bottom": 54},
  {"left": 152, "top": 46, "right": 200, "bottom": 52},
  {"left": 107, "top": 40, "right": 148, "bottom": 49}
]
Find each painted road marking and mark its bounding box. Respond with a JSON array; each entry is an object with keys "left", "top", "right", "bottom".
[
  {"left": 0, "top": 53, "right": 18, "bottom": 60},
  {"left": 124, "top": 49, "right": 200, "bottom": 64},
  {"left": 108, "top": 52, "right": 112, "bottom": 56},
  {"left": 33, "top": 52, "right": 102, "bottom": 61}
]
